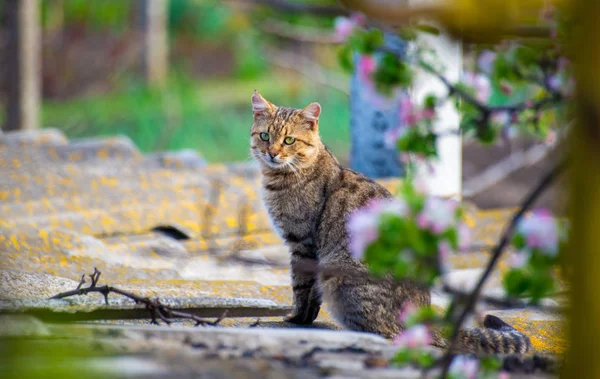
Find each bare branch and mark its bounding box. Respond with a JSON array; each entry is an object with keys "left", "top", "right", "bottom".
[
  {"left": 224, "top": 0, "right": 348, "bottom": 17},
  {"left": 439, "top": 159, "right": 567, "bottom": 378},
  {"left": 49, "top": 269, "right": 227, "bottom": 326},
  {"left": 258, "top": 18, "right": 342, "bottom": 44}
]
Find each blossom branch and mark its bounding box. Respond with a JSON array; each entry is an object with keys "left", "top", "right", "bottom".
[{"left": 439, "top": 159, "right": 567, "bottom": 378}]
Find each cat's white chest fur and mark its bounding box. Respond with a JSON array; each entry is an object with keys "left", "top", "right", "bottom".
[
  {"left": 266, "top": 210, "right": 284, "bottom": 238},
  {"left": 260, "top": 187, "right": 285, "bottom": 238}
]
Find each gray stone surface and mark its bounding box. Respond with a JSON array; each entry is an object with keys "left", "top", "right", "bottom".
[
  {"left": 0, "top": 128, "right": 68, "bottom": 146},
  {"left": 0, "top": 270, "right": 80, "bottom": 300},
  {"left": 0, "top": 295, "right": 291, "bottom": 323}
]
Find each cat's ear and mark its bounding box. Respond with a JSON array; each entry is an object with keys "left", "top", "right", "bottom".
[
  {"left": 252, "top": 91, "right": 274, "bottom": 118},
  {"left": 300, "top": 102, "right": 321, "bottom": 130}
]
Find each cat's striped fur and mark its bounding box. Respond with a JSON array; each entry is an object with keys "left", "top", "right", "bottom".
[{"left": 249, "top": 91, "right": 531, "bottom": 355}]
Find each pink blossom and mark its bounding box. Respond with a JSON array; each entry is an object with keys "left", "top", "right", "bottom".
[
  {"left": 548, "top": 75, "right": 562, "bottom": 92},
  {"left": 492, "top": 111, "right": 510, "bottom": 126},
  {"left": 384, "top": 127, "right": 408, "bottom": 149},
  {"left": 384, "top": 128, "right": 399, "bottom": 149},
  {"left": 348, "top": 198, "right": 409, "bottom": 259},
  {"left": 509, "top": 250, "right": 529, "bottom": 268},
  {"left": 438, "top": 240, "right": 452, "bottom": 268},
  {"left": 463, "top": 72, "right": 491, "bottom": 103},
  {"left": 417, "top": 197, "right": 459, "bottom": 235},
  {"left": 449, "top": 356, "right": 479, "bottom": 379},
  {"left": 350, "top": 12, "right": 366, "bottom": 26},
  {"left": 516, "top": 208, "right": 559, "bottom": 256},
  {"left": 421, "top": 108, "right": 436, "bottom": 120},
  {"left": 398, "top": 301, "right": 417, "bottom": 324},
  {"left": 358, "top": 55, "right": 376, "bottom": 84},
  {"left": 498, "top": 371, "right": 511, "bottom": 379},
  {"left": 393, "top": 324, "right": 432, "bottom": 348},
  {"left": 458, "top": 224, "right": 471, "bottom": 251},
  {"left": 334, "top": 17, "right": 355, "bottom": 42},
  {"left": 477, "top": 50, "right": 497, "bottom": 74},
  {"left": 399, "top": 96, "right": 423, "bottom": 126}
]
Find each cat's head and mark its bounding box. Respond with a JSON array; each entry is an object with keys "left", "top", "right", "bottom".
[{"left": 250, "top": 91, "right": 322, "bottom": 171}]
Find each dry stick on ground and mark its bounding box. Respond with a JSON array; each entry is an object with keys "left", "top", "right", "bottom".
[
  {"left": 438, "top": 159, "right": 567, "bottom": 378},
  {"left": 49, "top": 268, "right": 227, "bottom": 326}
]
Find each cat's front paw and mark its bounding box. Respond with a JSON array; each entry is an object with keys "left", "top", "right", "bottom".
[
  {"left": 284, "top": 305, "right": 320, "bottom": 325},
  {"left": 284, "top": 312, "right": 314, "bottom": 325}
]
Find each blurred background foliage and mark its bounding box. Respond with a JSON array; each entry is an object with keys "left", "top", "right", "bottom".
[{"left": 1, "top": 0, "right": 348, "bottom": 162}]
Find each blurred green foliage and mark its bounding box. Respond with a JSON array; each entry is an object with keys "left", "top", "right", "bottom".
[
  {"left": 0, "top": 337, "right": 118, "bottom": 379},
  {"left": 30, "top": 0, "right": 351, "bottom": 162},
  {"left": 43, "top": 73, "right": 350, "bottom": 162}
]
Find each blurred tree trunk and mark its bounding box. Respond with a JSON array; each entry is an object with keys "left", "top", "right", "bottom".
[
  {"left": 4, "top": 0, "right": 41, "bottom": 131},
  {"left": 564, "top": 0, "right": 600, "bottom": 377},
  {"left": 138, "top": 0, "right": 168, "bottom": 87}
]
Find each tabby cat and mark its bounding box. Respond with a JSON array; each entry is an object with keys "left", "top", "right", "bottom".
[{"left": 250, "top": 91, "right": 531, "bottom": 354}]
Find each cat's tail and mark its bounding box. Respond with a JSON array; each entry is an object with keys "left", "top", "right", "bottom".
[{"left": 431, "top": 314, "right": 532, "bottom": 355}]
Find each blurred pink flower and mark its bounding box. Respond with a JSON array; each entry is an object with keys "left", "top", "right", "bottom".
[
  {"left": 384, "top": 127, "right": 408, "bottom": 149},
  {"left": 548, "top": 75, "right": 562, "bottom": 92},
  {"left": 398, "top": 301, "right": 417, "bottom": 324},
  {"left": 498, "top": 371, "right": 511, "bottom": 379},
  {"left": 517, "top": 208, "right": 559, "bottom": 256},
  {"left": 458, "top": 224, "right": 471, "bottom": 252},
  {"left": 449, "top": 356, "right": 479, "bottom": 379},
  {"left": 438, "top": 239, "right": 452, "bottom": 269},
  {"left": 399, "top": 96, "right": 423, "bottom": 126},
  {"left": 477, "top": 50, "right": 497, "bottom": 74},
  {"left": 393, "top": 324, "right": 432, "bottom": 348},
  {"left": 334, "top": 17, "right": 355, "bottom": 42},
  {"left": 421, "top": 108, "right": 436, "bottom": 120},
  {"left": 509, "top": 250, "right": 529, "bottom": 268},
  {"left": 417, "top": 197, "right": 459, "bottom": 235},
  {"left": 358, "top": 54, "right": 377, "bottom": 84},
  {"left": 350, "top": 12, "right": 366, "bottom": 26},
  {"left": 463, "top": 72, "right": 491, "bottom": 103},
  {"left": 348, "top": 198, "right": 409, "bottom": 260}
]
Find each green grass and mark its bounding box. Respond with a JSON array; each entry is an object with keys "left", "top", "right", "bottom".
[{"left": 42, "top": 73, "right": 351, "bottom": 163}]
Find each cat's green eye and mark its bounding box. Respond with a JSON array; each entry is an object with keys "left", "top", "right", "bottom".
[
  {"left": 284, "top": 136, "right": 296, "bottom": 145},
  {"left": 259, "top": 132, "right": 270, "bottom": 141}
]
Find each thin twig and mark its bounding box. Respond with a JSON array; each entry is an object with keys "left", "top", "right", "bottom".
[
  {"left": 258, "top": 18, "right": 342, "bottom": 44},
  {"left": 441, "top": 285, "right": 565, "bottom": 313},
  {"left": 49, "top": 268, "right": 227, "bottom": 326},
  {"left": 416, "top": 59, "right": 563, "bottom": 115},
  {"left": 439, "top": 159, "right": 567, "bottom": 378}
]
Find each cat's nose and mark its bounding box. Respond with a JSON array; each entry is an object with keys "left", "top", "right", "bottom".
[{"left": 268, "top": 151, "right": 277, "bottom": 159}]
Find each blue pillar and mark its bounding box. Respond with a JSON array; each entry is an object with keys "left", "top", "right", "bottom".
[{"left": 349, "top": 32, "right": 406, "bottom": 179}]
